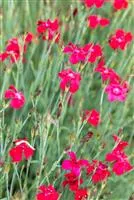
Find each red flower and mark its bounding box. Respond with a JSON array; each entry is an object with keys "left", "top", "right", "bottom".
[
  {"left": 105, "top": 82, "right": 129, "bottom": 102},
  {"left": 0, "top": 52, "right": 9, "bottom": 62},
  {"left": 106, "top": 135, "right": 133, "bottom": 175},
  {"left": 4, "top": 85, "right": 25, "bottom": 109},
  {"left": 0, "top": 38, "right": 20, "bottom": 63},
  {"left": 62, "top": 172, "right": 83, "bottom": 191},
  {"left": 86, "top": 160, "right": 110, "bottom": 183},
  {"left": 63, "top": 43, "right": 86, "bottom": 64},
  {"left": 62, "top": 151, "right": 89, "bottom": 176},
  {"left": 74, "top": 188, "right": 88, "bottom": 200},
  {"left": 82, "top": 43, "right": 103, "bottom": 63},
  {"left": 24, "top": 32, "right": 35, "bottom": 44},
  {"left": 84, "top": 109, "right": 100, "bottom": 127},
  {"left": 37, "top": 19, "right": 60, "bottom": 42},
  {"left": 88, "top": 15, "right": 110, "bottom": 29},
  {"left": 36, "top": 185, "right": 59, "bottom": 200},
  {"left": 112, "top": 159, "right": 133, "bottom": 175},
  {"left": 83, "top": 0, "right": 106, "bottom": 8},
  {"left": 113, "top": 0, "right": 128, "bottom": 10},
  {"left": 95, "top": 59, "right": 121, "bottom": 83},
  {"left": 92, "top": 161, "right": 110, "bottom": 183},
  {"left": 63, "top": 43, "right": 102, "bottom": 64},
  {"left": 0, "top": 34, "right": 34, "bottom": 63},
  {"left": 9, "top": 139, "right": 35, "bottom": 163},
  {"left": 109, "top": 29, "right": 133, "bottom": 50},
  {"left": 58, "top": 68, "right": 81, "bottom": 93}
]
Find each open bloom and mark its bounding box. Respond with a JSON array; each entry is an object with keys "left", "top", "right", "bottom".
[
  {"left": 83, "top": 0, "right": 106, "bottom": 8},
  {"left": 88, "top": 15, "right": 110, "bottom": 29},
  {"left": 9, "top": 139, "right": 35, "bottom": 163},
  {"left": 95, "top": 59, "right": 121, "bottom": 83},
  {"left": 62, "top": 151, "right": 89, "bottom": 176},
  {"left": 87, "top": 160, "right": 110, "bottom": 183},
  {"left": 4, "top": 85, "right": 25, "bottom": 109},
  {"left": 58, "top": 68, "right": 81, "bottom": 93},
  {"left": 36, "top": 185, "right": 59, "bottom": 200},
  {"left": 74, "top": 188, "right": 88, "bottom": 200},
  {"left": 86, "top": 160, "right": 110, "bottom": 183},
  {"left": 109, "top": 29, "right": 133, "bottom": 50},
  {"left": 63, "top": 43, "right": 102, "bottom": 64},
  {"left": 0, "top": 33, "right": 34, "bottom": 63},
  {"left": 0, "top": 38, "right": 20, "bottom": 63},
  {"left": 84, "top": 109, "right": 101, "bottom": 127},
  {"left": 106, "top": 135, "right": 133, "bottom": 175},
  {"left": 62, "top": 172, "right": 83, "bottom": 191},
  {"left": 37, "top": 19, "right": 60, "bottom": 42},
  {"left": 63, "top": 43, "right": 87, "bottom": 64},
  {"left": 113, "top": 0, "right": 128, "bottom": 10},
  {"left": 82, "top": 43, "right": 103, "bottom": 63},
  {"left": 105, "top": 82, "right": 129, "bottom": 102}
]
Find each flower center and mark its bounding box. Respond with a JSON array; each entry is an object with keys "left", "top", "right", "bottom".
[
  {"left": 68, "top": 73, "right": 75, "bottom": 79},
  {"left": 113, "top": 87, "right": 121, "bottom": 95}
]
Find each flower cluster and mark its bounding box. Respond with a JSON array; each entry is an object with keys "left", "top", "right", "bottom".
[
  {"left": 0, "top": 32, "right": 34, "bottom": 63},
  {"left": 106, "top": 135, "right": 133, "bottom": 175},
  {"left": 62, "top": 152, "right": 89, "bottom": 199},
  {"left": 83, "top": 0, "right": 128, "bottom": 11},
  {"left": 88, "top": 15, "right": 110, "bottom": 29},
  {"left": 109, "top": 29, "right": 133, "bottom": 50},
  {"left": 95, "top": 59, "right": 129, "bottom": 102},
  {"left": 86, "top": 160, "right": 110, "bottom": 183},
  {"left": 63, "top": 42, "right": 103, "bottom": 64},
  {"left": 37, "top": 19, "right": 60, "bottom": 42},
  {"left": 61, "top": 151, "right": 110, "bottom": 199},
  {"left": 61, "top": 137, "right": 133, "bottom": 198},
  {"left": 36, "top": 185, "right": 59, "bottom": 200},
  {"left": 113, "top": 0, "right": 128, "bottom": 10},
  {"left": 83, "top": 0, "right": 106, "bottom": 8}
]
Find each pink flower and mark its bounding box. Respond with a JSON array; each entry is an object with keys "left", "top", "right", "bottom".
[
  {"left": 82, "top": 43, "right": 103, "bottom": 63},
  {"left": 62, "top": 151, "right": 89, "bottom": 176},
  {"left": 92, "top": 161, "right": 110, "bottom": 183},
  {"left": 74, "top": 188, "right": 88, "bottom": 200},
  {"left": 113, "top": 0, "right": 128, "bottom": 10},
  {"left": 0, "top": 34, "right": 34, "bottom": 63},
  {"left": 62, "top": 172, "right": 83, "bottom": 191},
  {"left": 63, "top": 43, "right": 102, "bottom": 64},
  {"left": 0, "top": 38, "right": 20, "bottom": 63},
  {"left": 24, "top": 32, "right": 35, "bottom": 44},
  {"left": 36, "top": 185, "right": 59, "bottom": 200},
  {"left": 106, "top": 135, "right": 133, "bottom": 175},
  {"left": 95, "top": 59, "right": 121, "bottom": 83},
  {"left": 63, "top": 43, "right": 86, "bottom": 64},
  {"left": 109, "top": 29, "right": 133, "bottom": 50},
  {"left": 37, "top": 19, "right": 60, "bottom": 42},
  {"left": 84, "top": 109, "right": 101, "bottom": 127},
  {"left": 58, "top": 68, "right": 81, "bottom": 93},
  {"left": 112, "top": 159, "right": 133, "bottom": 175},
  {"left": 83, "top": 0, "right": 107, "bottom": 8},
  {"left": 105, "top": 82, "right": 129, "bottom": 102},
  {"left": 9, "top": 139, "right": 35, "bottom": 163},
  {"left": 88, "top": 15, "right": 110, "bottom": 29},
  {"left": 4, "top": 85, "right": 25, "bottom": 109},
  {"left": 86, "top": 160, "right": 110, "bottom": 183}
]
